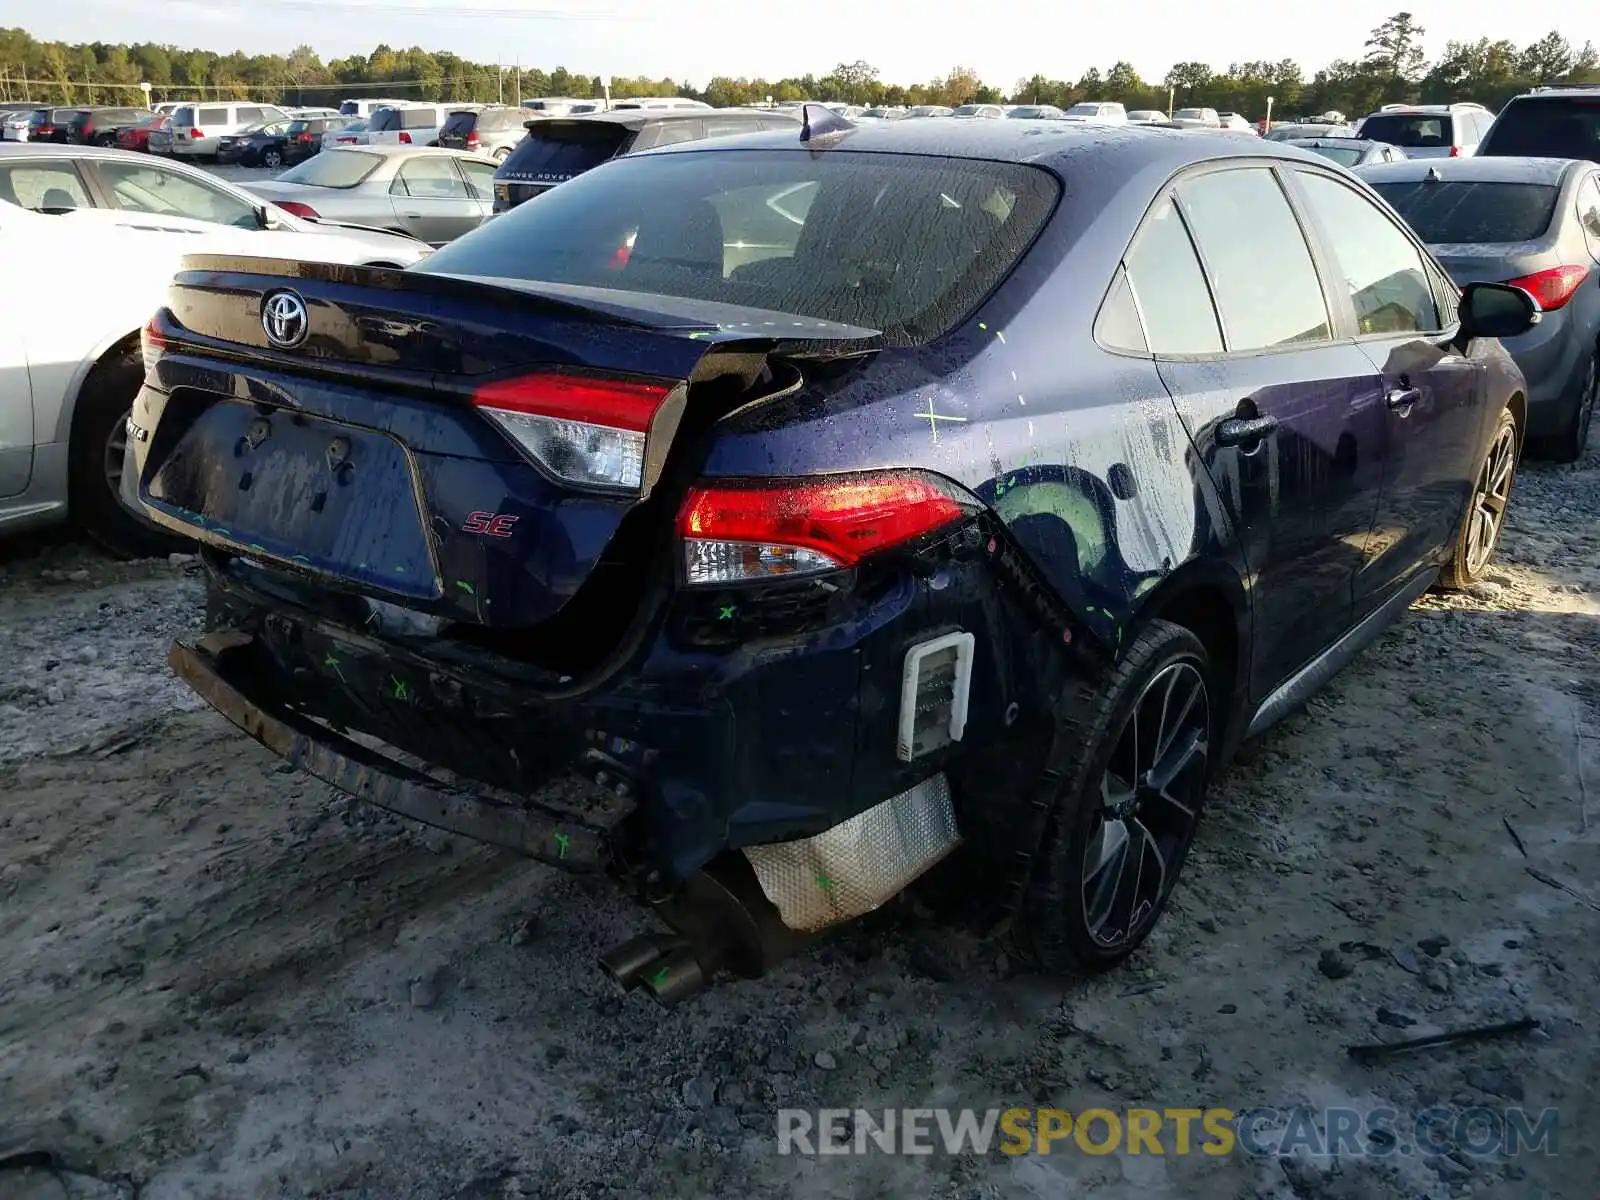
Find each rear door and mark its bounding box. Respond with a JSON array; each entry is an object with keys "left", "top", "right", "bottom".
[
  {"left": 1288, "top": 167, "right": 1485, "bottom": 610},
  {"left": 1137, "top": 163, "right": 1385, "bottom": 700},
  {"left": 1478, "top": 94, "right": 1600, "bottom": 164},
  {"left": 389, "top": 154, "right": 481, "bottom": 243},
  {"left": 0, "top": 204, "right": 34, "bottom": 496}
]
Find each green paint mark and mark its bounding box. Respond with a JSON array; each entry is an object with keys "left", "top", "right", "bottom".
[
  {"left": 977, "top": 322, "right": 989, "bottom": 331},
  {"left": 718, "top": 604, "right": 736, "bottom": 621},
  {"left": 652, "top": 965, "right": 670, "bottom": 987},
  {"left": 815, "top": 872, "right": 834, "bottom": 892},
  {"left": 554, "top": 832, "right": 571, "bottom": 859},
  {"left": 323, "top": 653, "right": 345, "bottom": 682},
  {"left": 394, "top": 565, "right": 408, "bottom": 574},
  {"left": 456, "top": 580, "right": 476, "bottom": 596},
  {"left": 389, "top": 675, "right": 409, "bottom": 701}
]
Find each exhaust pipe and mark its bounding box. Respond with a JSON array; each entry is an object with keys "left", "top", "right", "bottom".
[
  {"left": 637, "top": 946, "right": 706, "bottom": 1006},
  {"left": 597, "top": 932, "right": 686, "bottom": 991}
]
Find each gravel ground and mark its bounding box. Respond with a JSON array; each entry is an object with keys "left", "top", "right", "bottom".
[{"left": 2, "top": 439, "right": 1598, "bottom": 1199}]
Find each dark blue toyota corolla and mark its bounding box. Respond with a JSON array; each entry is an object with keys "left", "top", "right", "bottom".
[{"left": 127, "top": 110, "right": 1536, "bottom": 1001}]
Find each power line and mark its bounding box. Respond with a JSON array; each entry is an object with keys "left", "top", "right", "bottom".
[{"left": 0, "top": 71, "right": 531, "bottom": 95}]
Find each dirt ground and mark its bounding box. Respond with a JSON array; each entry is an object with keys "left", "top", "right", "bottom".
[{"left": 2, "top": 447, "right": 1598, "bottom": 1199}]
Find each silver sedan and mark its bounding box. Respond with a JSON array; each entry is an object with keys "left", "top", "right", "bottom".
[{"left": 242, "top": 145, "right": 500, "bottom": 245}]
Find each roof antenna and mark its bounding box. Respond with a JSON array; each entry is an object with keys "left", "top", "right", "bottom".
[
  {"left": 799, "top": 102, "right": 855, "bottom": 143},
  {"left": 1425, "top": 164, "right": 1443, "bottom": 183}
]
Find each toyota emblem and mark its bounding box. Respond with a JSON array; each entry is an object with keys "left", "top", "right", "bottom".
[{"left": 261, "top": 290, "right": 309, "bottom": 349}]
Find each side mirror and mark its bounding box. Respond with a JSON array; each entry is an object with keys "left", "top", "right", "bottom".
[{"left": 1457, "top": 281, "right": 1540, "bottom": 342}]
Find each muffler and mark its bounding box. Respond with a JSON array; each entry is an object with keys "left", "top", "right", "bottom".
[{"left": 637, "top": 947, "right": 706, "bottom": 1006}]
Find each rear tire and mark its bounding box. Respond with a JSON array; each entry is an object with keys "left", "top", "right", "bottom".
[
  {"left": 1438, "top": 405, "right": 1519, "bottom": 590},
  {"left": 1538, "top": 349, "right": 1597, "bottom": 464},
  {"left": 1020, "top": 619, "right": 1215, "bottom": 975},
  {"left": 263, "top": 148, "right": 283, "bottom": 169},
  {"left": 494, "top": 146, "right": 511, "bottom": 161},
  {"left": 68, "top": 346, "right": 191, "bottom": 560}
]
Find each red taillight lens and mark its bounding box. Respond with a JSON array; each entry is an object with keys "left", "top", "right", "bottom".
[
  {"left": 1449, "top": 144, "right": 1461, "bottom": 157},
  {"left": 297, "top": 132, "right": 313, "bottom": 143},
  {"left": 465, "top": 131, "right": 480, "bottom": 146},
  {"left": 81, "top": 122, "right": 94, "bottom": 136},
  {"left": 676, "top": 473, "right": 970, "bottom": 585},
  {"left": 140, "top": 315, "right": 167, "bottom": 372},
  {"left": 272, "top": 200, "right": 319, "bottom": 218},
  {"left": 1504, "top": 265, "right": 1590, "bottom": 311},
  {"left": 38, "top": 125, "right": 53, "bottom": 135},
  {"left": 191, "top": 128, "right": 205, "bottom": 139},
  {"left": 472, "top": 372, "right": 676, "bottom": 491},
  {"left": 398, "top": 131, "right": 412, "bottom": 143}
]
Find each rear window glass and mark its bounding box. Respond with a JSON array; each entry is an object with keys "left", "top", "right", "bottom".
[
  {"left": 1479, "top": 97, "right": 1600, "bottom": 162},
  {"left": 1297, "top": 143, "right": 1364, "bottom": 167},
  {"left": 339, "top": 101, "right": 360, "bottom": 116},
  {"left": 1359, "top": 114, "right": 1453, "bottom": 149},
  {"left": 172, "top": 107, "right": 194, "bottom": 126},
  {"left": 1372, "top": 180, "right": 1559, "bottom": 243},
  {"left": 419, "top": 148, "right": 1059, "bottom": 345},
  {"left": 276, "top": 150, "right": 383, "bottom": 188},
  {"left": 370, "top": 108, "right": 402, "bottom": 132},
  {"left": 498, "top": 124, "right": 630, "bottom": 180},
  {"left": 441, "top": 111, "right": 477, "bottom": 136}
]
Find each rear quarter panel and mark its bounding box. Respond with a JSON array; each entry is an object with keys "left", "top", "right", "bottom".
[{"left": 700, "top": 151, "right": 1248, "bottom": 653}]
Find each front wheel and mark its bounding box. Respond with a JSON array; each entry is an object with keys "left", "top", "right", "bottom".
[
  {"left": 1439, "top": 405, "right": 1519, "bottom": 590},
  {"left": 1021, "top": 619, "right": 1214, "bottom": 974}
]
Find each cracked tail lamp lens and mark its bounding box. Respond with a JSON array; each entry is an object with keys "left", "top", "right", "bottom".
[
  {"left": 676, "top": 473, "right": 968, "bottom": 586},
  {"left": 140, "top": 315, "right": 167, "bottom": 373},
  {"left": 472, "top": 372, "right": 674, "bottom": 491}
]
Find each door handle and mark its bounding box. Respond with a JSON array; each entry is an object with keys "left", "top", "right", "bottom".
[
  {"left": 1216, "top": 414, "right": 1279, "bottom": 447},
  {"left": 1386, "top": 386, "right": 1422, "bottom": 411}
]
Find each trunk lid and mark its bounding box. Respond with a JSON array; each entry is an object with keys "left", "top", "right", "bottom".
[
  {"left": 1430, "top": 240, "right": 1560, "bottom": 287},
  {"left": 134, "top": 256, "right": 879, "bottom": 631}
]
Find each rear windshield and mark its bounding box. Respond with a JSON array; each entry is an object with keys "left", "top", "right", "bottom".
[
  {"left": 51, "top": 109, "right": 83, "bottom": 123},
  {"left": 419, "top": 148, "right": 1060, "bottom": 344},
  {"left": 172, "top": 107, "right": 194, "bottom": 126},
  {"left": 370, "top": 108, "right": 402, "bottom": 132},
  {"left": 276, "top": 150, "right": 383, "bottom": 188},
  {"left": 1372, "top": 180, "right": 1559, "bottom": 243},
  {"left": 1478, "top": 96, "right": 1600, "bottom": 161},
  {"left": 1298, "top": 143, "right": 1364, "bottom": 166},
  {"left": 1359, "top": 114, "right": 1453, "bottom": 149},
  {"left": 498, "top": 123, "right": 630, "bottom": 180},
  {"left": 441, "top": 111, "right": 478, "bottom": 136}
]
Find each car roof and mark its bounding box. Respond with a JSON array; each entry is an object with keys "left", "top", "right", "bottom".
[
  {"left": 1355, "top": 155, "right": 1581, "bottom": 186},
  {"left": 1285, "top": 137, "right": 1380, "bottom": 148},
  {"left": 640, "top": 118, "right": 1320, "bottom": 173},
  {"left": 551, "top": 107, "right": 776, "bottom": 129},
  {"left": 320, "top": 143, "right": 500, "bottom": 165}
]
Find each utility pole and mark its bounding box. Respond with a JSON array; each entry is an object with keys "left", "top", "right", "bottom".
[
  {"left": 497, "top": 60, "right": 503, "bottom": 104},
  {"left": 515, "top": 63, "right": 521, "bottom": 106},
  {"left": 1167, "top": 84, "right": 1174, "bottom": 118}
]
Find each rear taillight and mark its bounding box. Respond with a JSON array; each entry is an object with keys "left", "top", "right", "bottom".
[
  {"left": 191, "top": 127, "right": 205, "bottom": 139},
  {"left": 80, "top": 122, "right": 94, "bottom": 136},
  {"left": 465, "top": 131, "right": 480, "bottom": 146},
  {"left": 296, "top": 132, "right": 313, "bottom": 143},
  {"left": 398, "top": 131, "right": 412, "bottom": 143},
  {"left": 271, "top": 200, "right": 319, "bottom": 218},
  {"left": 1505, "top": 265, "right": 1590, "bottom": 311},
  {"left": 38, "top": 125, "right": 53, "bottom": 135},
  {"left": 676, "top": 473, "right": 972, "bottom": 586},
  {"left": 472, "top": 372, "right": 677, "bottom": 491},
  {"left": 140, "top": 315, "right": 167, "bottom": 372}
]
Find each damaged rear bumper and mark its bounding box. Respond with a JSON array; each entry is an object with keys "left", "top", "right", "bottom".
[{"left": 170, "top": 631, "right": 624, "bottom": 870}]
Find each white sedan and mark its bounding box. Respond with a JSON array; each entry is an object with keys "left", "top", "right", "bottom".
[{"left": 0, "top": 172, "right": 431, "bottom": 557}]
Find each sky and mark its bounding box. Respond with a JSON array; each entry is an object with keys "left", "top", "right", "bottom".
[{"left": 0, "top": 0, "right": 1589, "bottom": 88}]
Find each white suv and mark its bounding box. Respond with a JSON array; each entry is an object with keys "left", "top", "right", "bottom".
[
  {"left": 1354, "top": 103, "right": 1494, "bottom": 157},
  {"left": 366, "top": 103, "right": 479, "bottom": 147},
  {"left": 1062, "top": 101, "right": 1128, "bottom": 124},
  {"left": 171, "top": 102, "right": 292, "bottom": 158}
]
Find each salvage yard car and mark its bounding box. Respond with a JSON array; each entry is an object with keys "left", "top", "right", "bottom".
[{"left": 129, "top": 113, "right": 1536, "bottom": 1003}]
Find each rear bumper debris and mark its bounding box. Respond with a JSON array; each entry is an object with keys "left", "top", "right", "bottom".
[{"left": 169, "top": 631, "right": 626, "bottom": 870}]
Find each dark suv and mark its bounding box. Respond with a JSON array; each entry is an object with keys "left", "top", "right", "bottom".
[
  {"left": 65, "top": 107, "right": 156, "bottom": 146},
  {"left": 490, "top": 108, "right": 794, "bottom": 214},
  {"left": 437, "top": 106, "right": 527, "bottom": 161},
  {"left": 1477, "top": 86, "right": 1600, "bottom": 163}
]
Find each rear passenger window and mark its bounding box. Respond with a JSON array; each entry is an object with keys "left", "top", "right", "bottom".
[
  {"left": 1177, "top": 167, "right": 1331, "bottom": 350},
  {"left": 0, "top": 162, "right": 92, "bottom": 210},
  {"left": 236, "top": 106, "right": 263, "bottom": 124},
  {"left": 197, "top": 107, "right": 228, "bottom": 125},
  {"left": 704, "top": 119, "right": 758, "bottom": 138},
  {"left": 1095, "top": 266, "right": 1148, "bottom": 353},
  {"left": 1294, "top": 171, "right": 1440, "bottom": 334},
  {"left": 1123, "top": 196, "right": 1223, "bottom": 355},
  {"left": 651, "top": 122, "right": 701, "bottom": 147}
]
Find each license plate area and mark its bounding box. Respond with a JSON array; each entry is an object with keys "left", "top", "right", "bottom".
[{"left": 144, "top": 398, "right": 441, "bottom": 600}]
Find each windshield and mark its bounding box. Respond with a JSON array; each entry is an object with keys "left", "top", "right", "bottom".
[
  {"left": 276, "top": 150, "right": 383, "bottom": 188},
  {"left": 1478, "top": 96, "right": 1600, "bottom": 162},
  {"left": 1372, "top": 180, "right": 1559, "bottom": 242},
  {"left": 1065, "top": 104, "right": 1101, "bottom": 117},
  {"left": 1299, "top": 143, "right": 1364, "bottom": 166},
  {"left": 1359, "top": 114, "right": 1453, "bottom": 149},
  {"left": 441, "top": 112, "right": 478, "bottom": 137},
  {"left": 498, "top": 123, "right": 629, "bottom": 180},
  {"left": 1173, "top": 108, "right": 1211, "bottom": 121},
  {"left": 418, "top": 148, "right": 1058, "bottom": 345}
]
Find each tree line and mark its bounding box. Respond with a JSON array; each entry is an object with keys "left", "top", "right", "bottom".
[{"left": 1, "top": 13, "right": 1595, "bottom": 119}]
